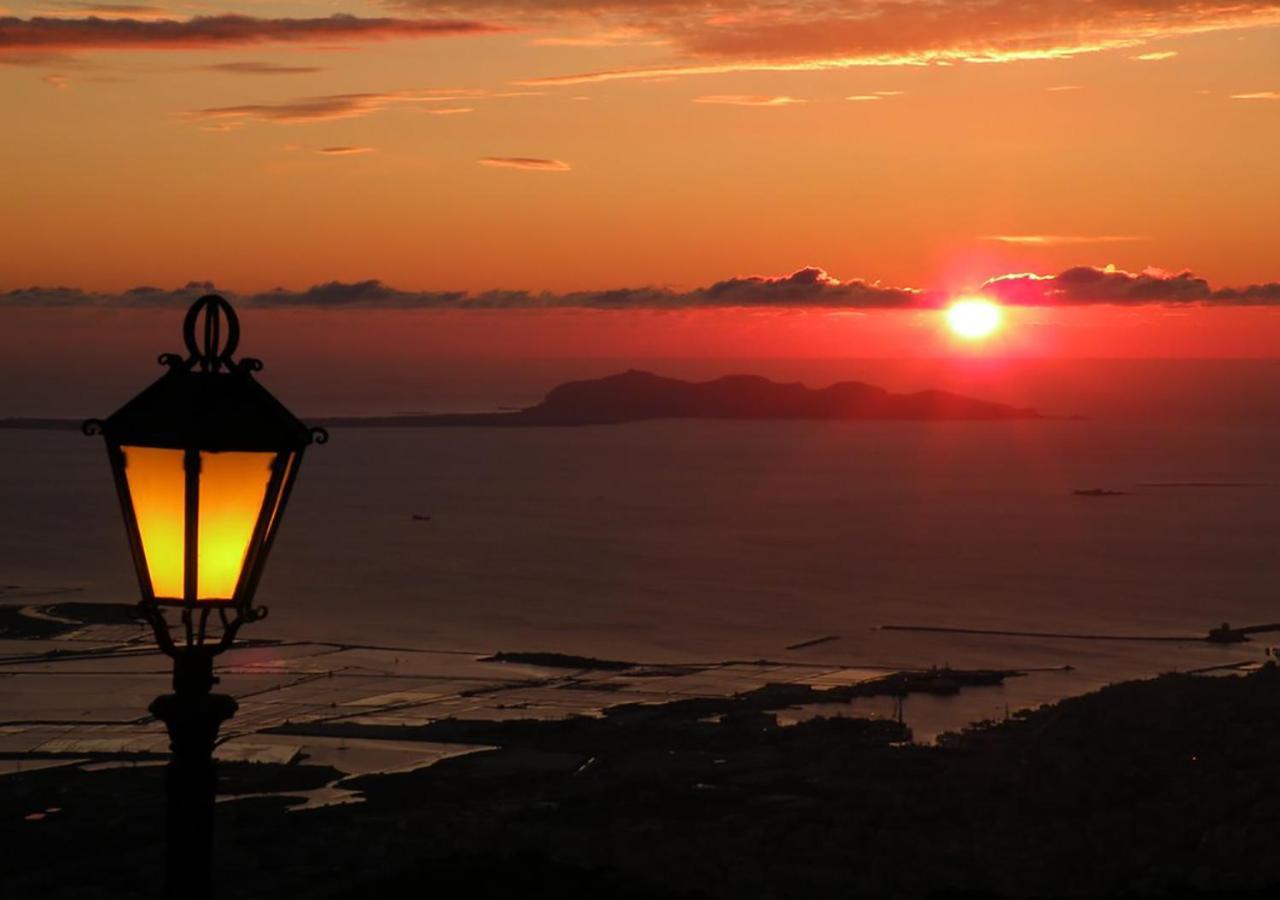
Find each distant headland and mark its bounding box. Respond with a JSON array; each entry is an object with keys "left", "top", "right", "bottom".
[
  {"left": 317, "top": 370, "right": 1042, "bottom": 427},
  {"left": 0, "top": 370, "right": 1044, "bottom": 430}
]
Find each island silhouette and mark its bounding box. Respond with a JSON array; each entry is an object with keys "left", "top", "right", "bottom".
[{"left": 316, "top": 370, "right": 1042, "bottom": 427}]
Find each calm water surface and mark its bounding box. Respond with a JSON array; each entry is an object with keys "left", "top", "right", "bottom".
[{"left": 4, "top": 419, "right": 1278, "bottom": 725}]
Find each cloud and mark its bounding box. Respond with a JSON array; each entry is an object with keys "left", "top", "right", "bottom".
[
  {"left": 478, "top": 156, "right": 571, "bottom": 170},
  {"left": 981, "top": 265, "right": 1280, "bottom": 305},
  {"left": 847, "top": 90, "right": 903, "bottom": 100},
  {"left": 190, "top": 92, "right": 412, "bottom": 124},
  {"left": 452, "top": 0, "right": 1280, "bottom": 86},
  {"left": 0, "top": 268, "right": 916, "bottom": 309},
  {"left": 692, "top": 94, "right": 805, "bottom": 106},
  {"left": 202, "top": 60, "right": 325, "bottom": 75},
  {"left": 2, "top": 281, "right": 219, "bottom": 308},
  {"left": 188, "top": 90, "right": 482, "bottom": 124},
  {"left": 1131, "top": 50, "right": 1179, "bottom": 60},
  {"left": 699, "top": 267, "right": 918, "bottom": 307},
  {"left": 9, "top": 265, "right": 1280, "bottom": 311},
  {"left": 186, "top": 88, "right": 525, "bottom": 126},
  {"left": 985, "top": 235, "right": 1151, "bottom": 246},
  {"left": 316, "top": 145, "right": 376, "bottom": 155},
  {"left": 530, "top": 28, "right": 668, "bottom": 47},
  {"left": 0, "top": 14, "right": 500, "bottom": 53},
  {"left": 46, "top": 3, "right": 168, "bottom": 13},
  {"left": 35, "top": 4, "right": 175, "bottom": 21},
  {"left": 1231, "top": 91, "right": 1280, "bottom": 99}
]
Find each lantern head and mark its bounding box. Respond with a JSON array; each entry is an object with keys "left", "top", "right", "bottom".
[{"left": 85, "top": 296, "right": 325, "bottom": 629}]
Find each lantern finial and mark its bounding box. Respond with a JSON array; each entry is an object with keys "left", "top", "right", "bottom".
[{"left": 183, "top": 295, "right": 240, "bottom": 372}]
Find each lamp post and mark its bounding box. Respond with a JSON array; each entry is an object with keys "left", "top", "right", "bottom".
[{"left": 84, "top": 295, "right": 325, "bottom": 900}]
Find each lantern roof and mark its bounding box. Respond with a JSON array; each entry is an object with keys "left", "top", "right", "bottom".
[{"left": 88, "top": 296, "right": 321, "bottom": 452}]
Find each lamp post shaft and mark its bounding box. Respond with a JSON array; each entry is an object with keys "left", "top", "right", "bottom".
[{"left": 150, "top": 650, "right": 238, "bottom": 900}]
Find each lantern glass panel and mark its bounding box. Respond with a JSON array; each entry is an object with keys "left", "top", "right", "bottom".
[
  {"left": 261, "top": 451, "right": 298, "bottom": 541},
  {"left": 121, "top": 446, "right": 187, "bottom": 598},
  {"left": 197, "top": 450, "right": 276, "bottom": 599}
]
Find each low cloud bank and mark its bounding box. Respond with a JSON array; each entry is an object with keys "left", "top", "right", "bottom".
[
  {"left": 6, "top": 266, "right": 1280, "bottom": 311},
  {"left": 982, "top": 266, "right": 1280, "bottom": 305}
]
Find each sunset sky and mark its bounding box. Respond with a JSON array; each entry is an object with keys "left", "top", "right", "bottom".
[{"left": 3, "top": 0, "right": 1280, "bottom": 408}]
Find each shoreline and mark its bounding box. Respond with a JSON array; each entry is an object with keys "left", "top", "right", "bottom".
[
  {"left": 5, "top": 661, "right": 1279, "bottom": 898},
  {"left": 0, "top": 601, "right": 1264, "bottom": 755}
]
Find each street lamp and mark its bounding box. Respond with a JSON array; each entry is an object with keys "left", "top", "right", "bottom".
[{"left": 84, "top": 295, "right": 325, "bottom": 900}]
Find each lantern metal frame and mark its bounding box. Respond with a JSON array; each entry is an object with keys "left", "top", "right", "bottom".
[{"left": 84, "top": 295, "right": 326, "bottom": 657}]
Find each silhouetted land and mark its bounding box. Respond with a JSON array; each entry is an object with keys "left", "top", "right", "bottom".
[
  {"left": 7, "top": 664, "right": 1280, "bottom": 898},
  {"left": 0, "top": 601, "right": 135, "bottom": 640},
  {"left": 318, "top": 371, "right": 1043, "bottom": 426},
  {"left": 1, "top": 372, "right": 1042, "bottom": 432}
]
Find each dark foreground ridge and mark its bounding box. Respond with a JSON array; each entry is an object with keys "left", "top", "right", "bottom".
[
  {"left": 7, "top": 664, "right": 1280, "bottom": 898},
  {"left": 317, "top": 370, "right": 1044, "bottom": 426}
]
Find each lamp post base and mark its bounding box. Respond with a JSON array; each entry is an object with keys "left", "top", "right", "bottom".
[{"left": 150, "top": 651, "right": 238, "bottom": 900}]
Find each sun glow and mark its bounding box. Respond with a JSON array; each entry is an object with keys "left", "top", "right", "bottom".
[{"left": 946, "top": 299, "right": 1003, "bottom": 340}]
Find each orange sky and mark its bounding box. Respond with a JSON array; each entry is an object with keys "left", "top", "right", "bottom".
[{"left": 2, "top": 1, "right": 1280, "bottom": 377}]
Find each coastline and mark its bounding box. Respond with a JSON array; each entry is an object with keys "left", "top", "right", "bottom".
[{"left": 6, "top": 618, "right": 1279, "bottom": 897}]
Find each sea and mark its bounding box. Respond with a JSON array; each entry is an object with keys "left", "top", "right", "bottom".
[{"left": 5, "top": 358, "right": 1280, "bottom": 737}]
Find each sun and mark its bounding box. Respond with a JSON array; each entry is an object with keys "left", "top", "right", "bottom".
[{"left": 946, "top": 298, "right": 1003, "bottom": 340}]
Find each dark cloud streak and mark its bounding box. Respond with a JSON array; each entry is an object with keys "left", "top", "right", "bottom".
[
  {"left": 983, "top": 266, "right": 1280, "bottom": 305},
  {"left": 0, "top": 14, "right": 501, "bottom": 52},
  {"left": 478, "top": 156, "right": 572, "bottom": 170},
  {"left": 202, "top": 61, "right": 325, "bottom": 75}
]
